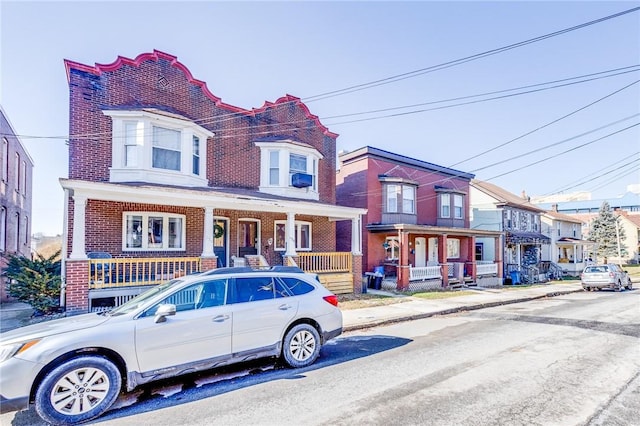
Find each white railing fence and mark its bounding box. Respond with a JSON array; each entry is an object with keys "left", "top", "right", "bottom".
[{"left": 409, "top": 265, "right": 442, "bottom": 281}]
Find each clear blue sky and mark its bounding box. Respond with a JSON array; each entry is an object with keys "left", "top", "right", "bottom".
[{"left": 1, "top": 1, "right": 639, "bottom": 236}]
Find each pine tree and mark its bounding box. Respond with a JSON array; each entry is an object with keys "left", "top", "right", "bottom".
[{"left": 589, "top": 201, "right": 627, "bottom": 263}]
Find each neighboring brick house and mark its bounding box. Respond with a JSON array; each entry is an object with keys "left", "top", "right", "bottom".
[
  {"left": 336, "top": 146, "right": 502, "bottom": 291},
  {"left": 0, "top": 106, "right": 34, "bottom": 301},
  {"left": 470, "top": 180, "right": 550, "bottom": 283},
  {"left": 62, "top": 50, "right": 365, "bottom": 313},
  {"left": 541, "top": 206, "right": 595, "bottom": 275}
]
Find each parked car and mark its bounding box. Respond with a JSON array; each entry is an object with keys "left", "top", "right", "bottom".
[
  {"left": 580, "top": 263, "right": 633, "bottom": 291},
  {"left": 0, "top": 266, "right": 342, "bottom": 425}
]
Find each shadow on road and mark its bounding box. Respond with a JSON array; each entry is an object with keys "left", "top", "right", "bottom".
[{"left": 6, "top": 335, "right": 411, "bottom": 425}]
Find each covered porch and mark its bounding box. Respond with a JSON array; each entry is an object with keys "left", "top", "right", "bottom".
[
  {"left": 61, "top": 179, "right": 366, "bottom": 313},
  {"left": 365, "top": 224, "right": 503, "bottom": 291}
]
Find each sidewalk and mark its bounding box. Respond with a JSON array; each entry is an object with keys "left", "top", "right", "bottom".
[
  {"left": 0, "top": 282, "right": 586, "bottom": 334},
  {"left": 342, "top": 281, "right": 585, "bottom": 332}
]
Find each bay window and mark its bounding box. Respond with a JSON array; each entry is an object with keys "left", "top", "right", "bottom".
[
  {"left": 256, "top": 140, "right": 322, "bottom": 200},
  {"left": 384, "top": 184, "right": 415, "bottom": 214},
  {"left": 104, "top": 109, "right": 213, "bottom": 187},
  {"left": 124, "top": 212, "right": 185, "bottom": 251},
  {"left": 438, "top": 192, "right": 465, "bottom": 220}
]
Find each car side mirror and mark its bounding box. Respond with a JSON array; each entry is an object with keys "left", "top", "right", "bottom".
[{"left": 154, "top": 303, "right": 176, "bottom": 323}]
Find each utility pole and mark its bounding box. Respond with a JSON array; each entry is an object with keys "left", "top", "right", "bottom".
[{"left": 615, "top": 218, "right": 622, "bottom": 267}]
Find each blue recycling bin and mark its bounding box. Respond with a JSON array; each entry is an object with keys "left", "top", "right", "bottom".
[{"left": 510, "top": 271, "right": 521, "bottom": 285}]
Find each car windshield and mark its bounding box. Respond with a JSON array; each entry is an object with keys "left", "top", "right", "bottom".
[{"left": 108, "top": 279, "right": 184, "bottom": 316}]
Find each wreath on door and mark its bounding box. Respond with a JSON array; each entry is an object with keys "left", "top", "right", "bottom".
[{"left": 214, "top": 224, "right": 225, "bottom": 238}]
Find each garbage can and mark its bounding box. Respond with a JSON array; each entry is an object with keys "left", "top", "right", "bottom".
[
  {"left": 372, "top": 274, "right": 383, "bottom": 290},
  {"left": 510, "top": 271, "right": 521, "bottom": 285},
  {"left": 361, "top": 276, "right": 368, "bottom": 294}
]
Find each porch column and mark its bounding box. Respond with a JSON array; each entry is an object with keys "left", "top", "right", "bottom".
[
  {"left": 351, "top": 216, "right": 362, "bottom": 255},
  {"left": 201, "top": 207, "right": 215, "bottom": 257},
  {"left": 468, "top": 236, "right": 477, "bottom": 281},
  {"left": 495, "top": 235, "right": 504, "bottom": 279},
  {"left": 69, "top": 194, "right": 87, "bottom": 259},
  {"left": 397, "top": 231, "right": 410, "bottom": 291},
  {"left": 285, "top": 212, "right": 297, "bottom": 257},
  {"left": 439, "top": 234, "right": 449, "bottom": 287}
]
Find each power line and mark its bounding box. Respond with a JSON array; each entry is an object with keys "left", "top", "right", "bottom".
[{"left": 302, "top": 7, "right": 640, "bottom": 102}]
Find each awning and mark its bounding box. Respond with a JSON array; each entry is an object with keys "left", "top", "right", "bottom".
[
  {"left": 557, "top": 237, "right": 597, "bottom": 245},
  {"left": 506, "top": 231, "right": 550, "bottom": 245}
]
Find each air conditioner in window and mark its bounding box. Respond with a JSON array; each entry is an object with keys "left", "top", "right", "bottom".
[{"left": 291, "top": 173, "right": 313, "bottom": 188}]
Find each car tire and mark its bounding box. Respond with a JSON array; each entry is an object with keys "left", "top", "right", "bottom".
[
  {"left": 626, "top": 280, "right": 633, "bottom": 291},
  {"left": 281, "top": 323, "right": 321, "bottom": 368},
  {"left": 35, "top": 355, "right": 121, "bottom": 425}
]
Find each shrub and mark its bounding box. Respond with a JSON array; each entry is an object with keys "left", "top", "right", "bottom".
[{"left": 2, "top": 251, "right": 62, "bottom": 314}]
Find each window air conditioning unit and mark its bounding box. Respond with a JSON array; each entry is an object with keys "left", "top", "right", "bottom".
[{"left": 291, "top": 173, "right": 313, "bottom": 188}]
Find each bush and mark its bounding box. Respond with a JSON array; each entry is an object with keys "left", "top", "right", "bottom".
[{"left": 2, "top": 251, "right": 62, "bottom": 314}]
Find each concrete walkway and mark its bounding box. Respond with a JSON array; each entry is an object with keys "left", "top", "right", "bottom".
[
  {"left": 0, "top": 281, "right": 588, "bottom": 334},
  {"left": 342, "top": 281, "right": 586, "bottom": 332}
]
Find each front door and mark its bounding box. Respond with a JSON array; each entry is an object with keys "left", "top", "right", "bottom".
[
  {"left": 213, "top": 218, "right": 228, "bottom": 267},
  {"left": 414, "top": 237, "right": 426, "bottom": 267},
  {"left": 238, "top": 220, "right": 259, "bottom": 257}
]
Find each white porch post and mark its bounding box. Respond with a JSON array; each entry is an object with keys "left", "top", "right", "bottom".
[
  {"left": 285, "top": 212, "right": 297, "bottom": 257},
  {"left": 69, "top": 194, "right": 87, "bottom": 259},
  {"left": 351, "top": 215, "right": 362, "bottom": 255},
  {"left": 202, "top": 207, "right": 215, "bottom": 257}
]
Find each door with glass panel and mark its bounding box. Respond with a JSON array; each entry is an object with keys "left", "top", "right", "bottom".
[
  {"left": 238, "top": 220, "right": 259, "bottom": 257},
  {"left": 213, "top": 218, "right": 228, "bottom": 267}
]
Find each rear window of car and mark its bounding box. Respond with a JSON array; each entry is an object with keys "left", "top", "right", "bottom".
[
  {"left": 279, "top": 277, "right": 315, "bottom": 295},
  {"left": 585, "top": 266, "right": 608, "bottom": 273}
]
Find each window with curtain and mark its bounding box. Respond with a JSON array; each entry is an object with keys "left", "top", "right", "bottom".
[
  {"left": 440, "top": 193, "right": 450, "bottom": 218},
  {"left": 454, "top": 194, "right": 463, "bottom": 219},
  {"left": 273, "top": 220, "right": 312, "bottom": 251},
  {"left": 289, "top": 153, "right": 307, "bottom": 185},
  {"left": 124, "top": 212, "right": 185, "bottom": 251},
  {"left": 152, "top": 126, "right": 181, "bottom": 171},
  {"left": 192, "top": 136, "right": 200, "bottom": 175}
]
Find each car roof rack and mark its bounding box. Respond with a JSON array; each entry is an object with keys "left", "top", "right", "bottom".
[{"left": 200, "top": 266, "right": 305, "bottom": 276}]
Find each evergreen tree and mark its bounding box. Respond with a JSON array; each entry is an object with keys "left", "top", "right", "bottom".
[
  {"left": 1, "top": 250, "right": 62, "bottom": 313},
  {"left": 589, "top": 202, "right": 627, "bottom": 263}
]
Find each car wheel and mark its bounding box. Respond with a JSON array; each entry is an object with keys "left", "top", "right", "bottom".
[
  {"left": 626, "top": 280, "right": 633, "bottom": 291},
  {"left": 616, "top": 281, "right": 623, "bottom": 292},
  {"left": 35, "top": 355, "right": 121, "bottom": 425},
  {"left": 281, "top": 323, "right": 321, "bottom": 368}
]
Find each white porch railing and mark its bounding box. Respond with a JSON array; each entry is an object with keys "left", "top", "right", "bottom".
[
  {"left": 409, "top": 265, "right": 442, "bottom": 281},
  {"left": 477, "top": 263, "right": 498, "bottom": 276}
]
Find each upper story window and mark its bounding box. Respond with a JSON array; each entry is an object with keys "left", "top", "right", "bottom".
[
  {"left": 14, "top": 153, "right": 20, "bottom": 193},
  {"left": 104, "top": 109, "right": 213, "bottom": 188},
  {"left": 572, "top": 223, "right": 577, "bottom": 237},
  {"left": 20, "top": 160, "right": 26, "bottom": 196},
  {"left": 438, "top": 192, "right": 465, "bottom": 219},
  {"left": 256, "top": 140, "right": 323, "bottom": 201},
  {"left": 123, "top": 212, "right": 185, "bottom": 251},
  {"left": 385, "top": 184, "right": 416, "bottom": 214},
  {"left": 1, "top": 138, "right": 7, "bottom": 183}
]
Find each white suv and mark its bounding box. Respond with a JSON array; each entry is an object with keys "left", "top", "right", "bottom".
[{"left": 0, "top": 266, "right": 342, "bottom": 424}]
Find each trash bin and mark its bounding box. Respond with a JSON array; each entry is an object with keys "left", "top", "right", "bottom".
[
  {"left": 510, "top": 271, "right": 521, "bottom": 285},
  {"left": 372, "top": 274, "right": 383, "bottom": 290},
  {"left": 361, "top": 276, "right": 368, "bottom": 294}
]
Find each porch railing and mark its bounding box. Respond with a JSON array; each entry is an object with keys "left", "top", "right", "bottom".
[
  {"left": 409, "top": 265, "right": 442, "bottom": 281},
  {"left": 477, "top": 262, "right": 498, "bottom": 276},
  {"left": 89, "top": 257, "right": 202, "bottom": 290},
  {"left": 296, "top": 252, "right": 352, "bottom": 273}
]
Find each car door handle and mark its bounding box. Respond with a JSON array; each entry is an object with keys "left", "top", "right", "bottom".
[
  {"left": 278, "top": 304, "right": 293, "bottom": 310},
  {"left": 212, "top": 315, "right": 229, "bottom": 322}
]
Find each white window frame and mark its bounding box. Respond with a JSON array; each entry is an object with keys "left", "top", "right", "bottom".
[
  {"left": 256, "top": 141, "right": 323, "bottom": 201},
  {"left": 192, "top": 135, "right": 200, "bottom": 176},
  {"left": 453, "top": 194, "right": 463, "bottom": 219},
  {"left": 440, "top": 193, "right": 450, "bottom": 218},
  {"left": 274, "top": 220, "right": 312, "bottom": 251},
  {"left": 122, "top": 212, "right": 186, "bottom": 251},
  {"left": 386, "top": 184, "right": 399, "bottom": 213},
  {"left": 447, "top": 238, "right": 460, "bottom": 259},
  {"left": 104, "top": 110, "right": 213, "bottom": 187},
  {"left": 385, "top": 184, "right": 415, "bottom": 214},
  {"left": 384, "top": 236, "right": 400, "bottom": 260}
]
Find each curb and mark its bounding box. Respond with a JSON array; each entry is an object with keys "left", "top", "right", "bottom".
[{"left": 343, "top": 288, "right": 584, "bottom": 333}]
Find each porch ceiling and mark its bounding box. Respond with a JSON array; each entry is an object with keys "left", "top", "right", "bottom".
[
  {"left": 366, "top": 223, "right": 501, "bottom": 238},
  {"left": 506, "top": 231, "right": 551, "bottom": 244},
  {"left": 60, "top": 179, "right": 367, "bottom": 220},
  {"left": 557, "top": 237, "right": 597, "bottom": 245}
]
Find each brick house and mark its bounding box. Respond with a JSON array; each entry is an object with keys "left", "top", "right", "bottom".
[
  {"left": 61, "top": 50, "right": 365, "bottom": 313},
  {"left": 1, "top": 106, "right": 34, "bottom": 301},
  {"left": 336, "top": 146, "right": 502, "bottom": 291}
]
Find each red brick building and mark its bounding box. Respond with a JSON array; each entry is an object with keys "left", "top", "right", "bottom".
[
  {"left": 336, "top": 146, "right": 502, "bottom": 290},
  {"left": 62, "top": 50, "right": 365, "bottom": 313}
]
